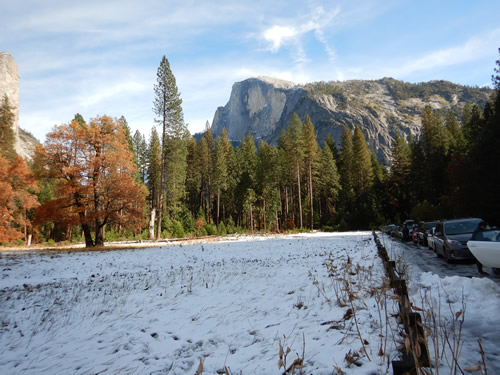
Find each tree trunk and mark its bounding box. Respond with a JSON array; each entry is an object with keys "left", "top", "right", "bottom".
[
  {"left": 263, "top": 199, "right": 267, "bottom": 232},
  {"left": 284, "top": 187, "right": 289, "bottom": 229},
  {"left": 148, "top": 207, "right": 156, "bottom": 239},
  {"left": 80, "top": 218, "right": 94, "bottom": 247},
  {"left": 249, "top": 204, "right": 254, "bottom": 233},
  {"left": 296, "top": 161, "right": 303, "bottom": 229},
  {"left": 95, "top": 220, "right": 105, "bottom": 246},
  {"left": 216, "top": 187, "right": 220, "bottom": 226},
  {"left": 308, "top": 163, "right": 313, "bottom": 229},
  {"left": 275, "top": 210, "right": 280, "bottom": 233},
  {"left": 156, "top": 196, "right": 163, "bottom": 240}
]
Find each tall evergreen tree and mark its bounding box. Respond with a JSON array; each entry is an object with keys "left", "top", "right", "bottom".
[
  {"left": 324, "top": 133, "right": 339, "bottom": 160},
  {"left": 185, "top": 137, "right": 201, "bottom": 216},
  {"left": 198, "top": 133, "right": 212, "bottom": 222},
  {"left": 256, "top": 141, "right": 280, "bottom": 231},
  {"left": 147, "top": 128, "right": 162, "bottom": 239},
  {"left": 471, "top": 52, "right": 500, "bottom": 224},
  {"left": 338, "top": 126, "right": 354, "bottom": 224},
  {"left": 389, "top": 133, "right": 412, "bottom": 220},
  {"left": 288, "top": 113, "right": 304, "bottom": 228},
  {"left": 445, "top": 111, "right": 465, "bottom": 154},
  {"left": 302, "top": 115, "right": 319, "bottom": 229},
  {"left": 351, "top": 126, "right": 373, "bottom": 197},
  {"left": 133, "top": 130, "right": 148, "bottom": 182},
  {"left": 153, "top": 56, "right": 184, "bottom": 238},
  {"left": 213, "top": 136, "right": 228, "bottom": 225},
  {"left": 316, "top": 145, "right": 340, "bottom": 225},
  {"left": 235, "top": 134, "right": 257, "bottom": 229},
  {"left": 463, "top": 104, "right": 484, "bottom": 150}
]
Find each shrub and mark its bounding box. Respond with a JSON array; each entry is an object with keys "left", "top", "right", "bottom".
[
  {"left": 172, "top": 220, "right": 185, "bottom": 238},
  {"left": 218, "top": 221, "right": 227, "bottom": 236},
  {"left": 204, "top": 223, "right": 217, "bottom": 236}
]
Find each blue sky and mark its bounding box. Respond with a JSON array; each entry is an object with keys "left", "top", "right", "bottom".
[{"left": 1, "top": 0, "right": 499, "bottom": 141}]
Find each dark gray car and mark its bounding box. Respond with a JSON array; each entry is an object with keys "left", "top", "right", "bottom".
[{"left": 433, "top": 218, "right": 482, "bottom": 262}]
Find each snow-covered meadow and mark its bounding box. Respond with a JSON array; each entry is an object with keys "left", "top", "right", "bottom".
[{"left": 1, "top": 232, "right": 499, "bottom": 374}]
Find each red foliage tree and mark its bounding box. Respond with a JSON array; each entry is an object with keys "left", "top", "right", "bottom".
[
  {"left": 35, "top": 115, "right": 147, "bottom": 247},
  {"left": 0, "top": 155, "right": 39, "bottom": 244}
]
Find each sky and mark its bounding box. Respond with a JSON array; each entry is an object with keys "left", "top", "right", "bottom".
[{"left": 1, "top": 0, "right": 499, "bottom": 142}]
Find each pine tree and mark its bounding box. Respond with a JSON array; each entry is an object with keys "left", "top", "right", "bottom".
[
  {"left": 198, "top": 133, "right": 212, "bottom": 222},
  {"left": 185, "top": 137, "right": 201, "bottom": 216},
  {"left": 338, "top": 126, "right": 354, "bottom": 222},
  {"left": 213, "top": 136, "right": 228, "bottom": 225},
  {"left": 445, "top": 111, "right": 465, "bottom": 154},
  {"left": 463, "top": 104, "right": 484, "bottom": 150},
  {"left": 153, "top": 56, "right": 185, "bottom": 238},
  {"left": 288, "top": 113, "right": 304, "bottom": 229},
  {"left": 147, "top": 128, "right": 162, "bottom": 239},
  {"left": 317, "top": 145, "right": 340, "bottom": 225},
  {"left": 235, "top": 134, "right": 257, "bottom": 229},
  {"left": 0, "top": 95, "right": 16, "bottom": 159},
  {"left": 389, "top": 133, "right": 412, "bottom": 220},
  {"left": 324, "top": 133, "right": 339, "bottom": 160},
  {"left": 352, "top": 126, "right": 373, "bottom": 197},
  {"left": 256, "top": 141, "right": 280, "bottom": 231},
  {"left": 133, "top": 130, "right": 148, "bottom": 182},
  {"left": 302, "top": 115, "right": 319, "bottom": 229},
  {"left": 420, "top": 106, "right": 449, "bottom": 205},
  {"left": 220, "top": 127, "right": 237, "bottom": 223}
]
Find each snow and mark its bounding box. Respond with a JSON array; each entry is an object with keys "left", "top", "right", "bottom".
[{"left": 1, "top": 232, "right": 499, "bottom": 374}]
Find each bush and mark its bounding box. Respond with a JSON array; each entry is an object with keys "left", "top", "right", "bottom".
[
  {"left": 172, "top": 220, "right": 185, "bottom": 238},
  {"left": 218, "top": 221, "right": 227, "bottom": 236},
  {"left": 179, "top": 208, "right": 195, "bottom": 234},
  {"left": 45, "top": 239, "right": 56, "bottom": 247},
  {"left": 204, "top": 223, "right": 217, "bottom": 236},
  {"left": 226, "top": 217, "right": 237, "bottom": 234}
]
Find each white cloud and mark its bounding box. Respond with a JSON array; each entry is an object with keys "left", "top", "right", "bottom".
[
  {"left": 260, "top": 4, "right": 339, "bottom": 68},
  {"left": 263, "top": 25, "right": 299, "bottom": 52}
]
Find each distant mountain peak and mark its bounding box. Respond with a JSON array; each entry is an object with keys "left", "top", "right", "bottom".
[
  {"left": 254, "top": 76, "right": 297, "bottom": 89},
  {"left": 211, "top": 76, "right": 492, "bottom": 163}
]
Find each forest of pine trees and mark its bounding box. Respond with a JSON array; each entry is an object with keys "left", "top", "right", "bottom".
[{"left": 1, "top": 53, "right": 499, "bottom": 247}]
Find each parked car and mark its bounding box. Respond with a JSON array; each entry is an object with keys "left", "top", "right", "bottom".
[
  {"left": 467, "top": 229, "right": 500, "bottom": 272},
  {"left": 433, "top": 218, "right": 483, "bottom": 262},
  {"left": 416, "top": 221, "right": 438, "bottom": 247},
  {"left": 381, "top": 224, "right": 397, "bottom": 236},
  {"left": 401, "top": 220, "right": 416, "bottom": 242},
  {"left": 427, "top": 227, "right": 437, "bottom": 251}
]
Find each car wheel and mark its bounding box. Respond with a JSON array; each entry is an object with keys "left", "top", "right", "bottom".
[{"left": 444, "top": 248, "right": 453, "bottom": 264}]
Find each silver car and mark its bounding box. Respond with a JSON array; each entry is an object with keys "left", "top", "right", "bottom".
[{"left": 433, "top": 218, "right": 482, "bottom": 263}]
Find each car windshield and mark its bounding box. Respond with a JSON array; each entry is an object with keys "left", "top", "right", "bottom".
[
  {"left": 445, "top": 220, "right": 481, "bottom": 235},
  {"left": 424, "top": 222, "right": 437, "bottom": 230},
  {"left": 471, "top": 229, "right": 500, "bottom": 242}
]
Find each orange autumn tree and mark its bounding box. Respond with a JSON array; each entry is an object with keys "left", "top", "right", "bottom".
[
  {"left": 0, "top": 155, "right": 39, "bottom": 244},
  {"left": 35, "top": 115, "right": 147, "bottom": 247}
]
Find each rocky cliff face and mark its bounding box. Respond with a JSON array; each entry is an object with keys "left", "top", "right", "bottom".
[
  {"left": 210, "top": 77, "right": 492, "bottom": 163},
  {"left": 0, "top": 52, "right": 38, "bottom": 159}
]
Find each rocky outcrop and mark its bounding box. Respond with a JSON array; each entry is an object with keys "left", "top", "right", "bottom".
[
  {"left": 0, "top": 52, "right": 38, "bottom": 159},
  {"left": 0, "top": 52, "right": 20, "bottom": 153},
  {"left": 210, "top": 77, "right": 492, "bottom": 163}
]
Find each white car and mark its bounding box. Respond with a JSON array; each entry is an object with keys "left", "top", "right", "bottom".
[{"left": 467, "top": 229, "right": 500, "bottom": 269}]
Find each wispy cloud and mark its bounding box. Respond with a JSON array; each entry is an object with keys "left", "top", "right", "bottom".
[
  {"left": 260, "top": 5, "right": 340, "bottom": 63},
  {"left": 395, "top": 29, "right": 500, "bottom": 77}
]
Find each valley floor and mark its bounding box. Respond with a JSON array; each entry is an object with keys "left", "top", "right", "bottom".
[{"left": 0, "top": 232, "right": 498, "bottom": 374}]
